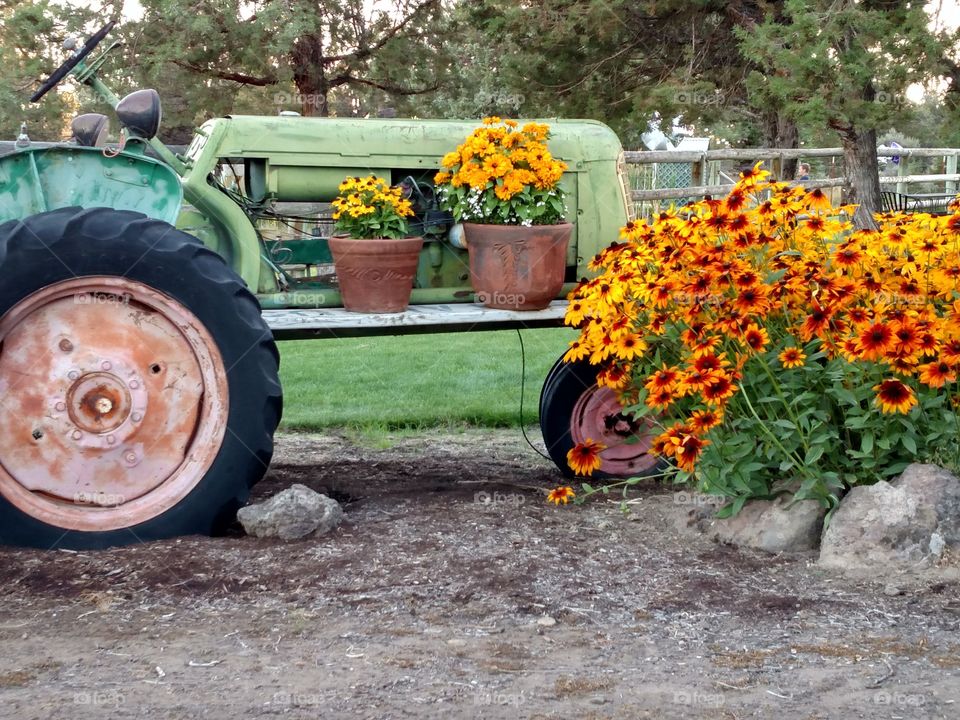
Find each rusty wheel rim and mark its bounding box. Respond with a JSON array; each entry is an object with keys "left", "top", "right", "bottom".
[
  {"left": 570, "top": 385, "right": 658, "bottom": 476},
  {"left": 0, "top": 277, "right": 229, "bottom": 532}
]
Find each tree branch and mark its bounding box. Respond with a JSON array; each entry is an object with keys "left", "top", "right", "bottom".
[
  {"left": 345, "top": 74, "right": 440, "bottom": 96},
  {"left": 173, "top": 59, "right": 277, "bottom": 86},
  {"left": 324, "top": 0, "right": 438, "bottom": 63}
]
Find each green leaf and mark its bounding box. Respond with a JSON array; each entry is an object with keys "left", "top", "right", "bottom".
[
  {"left": 805, "top": 445, "right": 825, "bottom": 464},
  {"left": 902, "top": 434, "right": 917, "bottom": 455}
]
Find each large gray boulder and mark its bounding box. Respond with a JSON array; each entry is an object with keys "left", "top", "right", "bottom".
[
  {"left": 820, "top": 464, "right": 960, "bottom": 572},
  {"left": 679, "top": 493, "right": 826, "bottom": 553},
  {"left": 238, "top": 484, "right": 344, "bottom": 540}
]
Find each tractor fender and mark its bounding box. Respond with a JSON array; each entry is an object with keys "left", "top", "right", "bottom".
[{"left": 0, "top": 145, "right": 182, "bottom": 225}]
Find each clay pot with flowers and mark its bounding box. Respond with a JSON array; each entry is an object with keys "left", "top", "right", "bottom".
[
  {"left": 433, "top": 117, "right": 572, "bottom": 311},
  {"left": 329, "top": 175, "right": 423, "bottom": 313}
]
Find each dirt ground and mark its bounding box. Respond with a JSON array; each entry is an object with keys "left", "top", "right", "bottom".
[{"left": 0, "top": 429, "right": 958, "bottom": 720}]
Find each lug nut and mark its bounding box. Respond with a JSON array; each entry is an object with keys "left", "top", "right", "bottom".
[
  {"left": 59, "top": 339, "right": 74, "bottom": 353},
  {"left": 124, "top": 451, "right": 137, "bottom": 464},
  {"left": 107, "top": 435, "right": 116, "bottom": 445},
  {"left": 129, "top": 380, "right": 140, "bottom": 390},
  {"left": 72, "top": 430, "right": 83, "bottom": 441},
  {"left": 68, "top": 370, "right": 79, "bottom": 380},
  {"left": 101, "top": 361, "right": 112, "bottom": 371},
  {"left": 54, "top": 401, "right": 66, "bottom": 412},
  {"left": 131, "top": 412, "right": 142, "bottom": 423}
]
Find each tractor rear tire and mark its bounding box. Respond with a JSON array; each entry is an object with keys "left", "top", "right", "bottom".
[
  {"left": 539, "top": 356, "right": 660, "bottom": 479},
  {"left": 0, "top": 207, "right": 282, "bottom": 549}
]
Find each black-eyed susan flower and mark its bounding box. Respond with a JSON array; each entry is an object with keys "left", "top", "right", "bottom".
[
  {"left": 805, "top": 187, "right": 832, "bottom": 212},
  {"left": 742, "top": 324, "right": 770, "bottom": 352},
  {"left": 674, "top": 433, "right": 709, "bottom": 472},
  {"left": 702, "top": 374, "right": 737, "bottom": 405},
  {"left": 918, "top": 361, "right": 957, "bottom": 388},
  {"left": 566, "top": 439, "right": 606, "bottom": 476},
  {"left": 857, "top": 322, "right": 894, "bottom": 360},
  {"left": 547, "top": 486, "right": 576, "bottom": 505},
  {"left": 644, "top": 365, "right": 681, "bottom": 394},
  {"left": 689, "top": 408, "right": 723, "bottom": 434},
  {"left": 778, "top": 347, "right": 806, "bottom": 368},
  {"left": 646, "top": 388, "right": 675, "bottom": 410},
  {"left": 873, "top": 379, "right": 917, "bottom": 414}
]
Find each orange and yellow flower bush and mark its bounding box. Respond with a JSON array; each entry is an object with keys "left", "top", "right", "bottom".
[
  {"left": 434, "top": 117, "right": 568, "bottom": 226},
  {"left": 565, "top": 163, "right": 960, "bottom": 512},
  {"left": 332, "top": 175, "right": 414, "bottom": 239}
]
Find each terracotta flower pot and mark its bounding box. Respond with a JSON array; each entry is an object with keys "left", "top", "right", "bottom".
[
  {"left": 463, "top": 222, "right": 572, "bottom": 311},
  {"left": 328, "top": 235, "right": 424, "bottom": 313}
]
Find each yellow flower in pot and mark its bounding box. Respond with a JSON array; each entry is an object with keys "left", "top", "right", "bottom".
[
  {"left": 433, "top": 117, "right": 571, "bottom": 311},
  {"left": 329, "top": 175, "right": 422, "bottom": 313}
]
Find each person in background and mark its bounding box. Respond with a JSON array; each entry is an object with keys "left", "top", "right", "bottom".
[{"left": 796, "top": 163, "right": 811, "bottom": 182}]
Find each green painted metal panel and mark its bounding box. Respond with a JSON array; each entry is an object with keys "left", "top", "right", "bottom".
[
  {"left": 0, "top": 146, "right": 182, "bottom": 225},
  {"left": 263, "top": 237, "right": 333, "bottom": 265}
]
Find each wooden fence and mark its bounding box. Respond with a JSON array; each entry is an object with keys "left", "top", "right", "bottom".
[{"left": 624, "top": 147, "right": 960, "bottom": 210}]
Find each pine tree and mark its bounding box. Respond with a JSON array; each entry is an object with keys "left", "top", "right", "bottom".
[
  {"left": 739, "top": 0, "right": 947, "bottom": 226},
  {"left": 130, "top": 0, "right": 450, "bottom": 118}
]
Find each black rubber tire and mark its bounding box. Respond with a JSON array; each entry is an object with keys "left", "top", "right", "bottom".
[
  {"left": 0, "top": 207, "right": 282, "bottom": 549},
  {"left": 539, "top": 355, "right": 659, "bottom": 479}
]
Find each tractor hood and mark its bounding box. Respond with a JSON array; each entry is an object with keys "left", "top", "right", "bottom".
[{"left": 184, "top": 116, "right": 625, "bottom": 203}]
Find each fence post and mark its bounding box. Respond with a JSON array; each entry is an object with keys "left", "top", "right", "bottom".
[
  {"left": 896, "top": 155, "right": 907, "bottom": 195},
  {"left": 946, "top": 154, "right": 958, "bottom": 195}
]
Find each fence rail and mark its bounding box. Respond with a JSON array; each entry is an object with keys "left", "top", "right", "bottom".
[{"left": 624, "top": 146, "right": 960, "bottom": 212}]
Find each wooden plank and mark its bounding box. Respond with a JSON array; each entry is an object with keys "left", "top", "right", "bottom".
[
  {"left": 631, "top": 178, "right": 846, "bottom": 202},
  {"left": 264, "top": 300, "right": 570, "bottom": 340}
]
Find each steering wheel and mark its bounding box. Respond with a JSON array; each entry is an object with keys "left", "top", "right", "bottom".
[{"left": 30, "top": 20, "right": 116, "bottom": 103}]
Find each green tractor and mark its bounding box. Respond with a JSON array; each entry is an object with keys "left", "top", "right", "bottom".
[{"left": 0, "top": 23, "right": 654, "bottom": 548}]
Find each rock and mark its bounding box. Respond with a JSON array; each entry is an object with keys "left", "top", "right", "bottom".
[
  {"left": 820, "top": 464, "right": 960, "bottom": 573},
  {"left": 238, "top": 484, "right": 344, "bottom": 540},
  {"left": 884, "top": 583, "right": 904, "bottom": 597},
  {"left": 537, "top": 616, "right": 557, "bottom": 627},
  {"left": 681, "top": 493, "right": 826, "bottom": 553}
]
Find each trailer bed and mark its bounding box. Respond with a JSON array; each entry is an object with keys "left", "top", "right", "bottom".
[{"left": 263, "top": 300, "right": 569, "bottom": 340}]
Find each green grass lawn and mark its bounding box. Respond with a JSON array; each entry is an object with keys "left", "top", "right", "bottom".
[{"left": 277, "top": 328, "right": 576, "bottom": 432}]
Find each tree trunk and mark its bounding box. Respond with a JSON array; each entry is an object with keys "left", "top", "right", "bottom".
[
  {"left": 299, "top": 85, "right": 329, "bottom": 117},
  {"left": 762, "top": 111, "right": 799, "bottom": 180},
  {"left": 835, "top": 124, "right": 881, "bottom": 229},
  {"left": 291, "top": 31, "right": 330, "bottom": 117}
]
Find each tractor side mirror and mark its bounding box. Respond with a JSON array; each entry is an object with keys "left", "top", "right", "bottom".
[
  {"left": 116, "top": 89, "right": 162, "bottom": 140},
  {"left": 71, "top": 113, "right": 110, "bottom": 147}
]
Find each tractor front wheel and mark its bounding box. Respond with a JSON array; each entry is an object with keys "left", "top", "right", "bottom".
[
  {"left": 0, "top": 207, "right": 282, "bottom": 549},
  {"left": 539, "top": 356, "right": 660, "bottom": 479}
]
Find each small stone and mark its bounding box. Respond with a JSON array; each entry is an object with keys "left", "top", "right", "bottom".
[
  {"left": 930, "top": 532, "right": 946, "bottom": 557},
  {"left": 237, "top": 484, "right": 344, "bottom": 540},
  {"left": 537, "top": 616, "right": 557, "bottom": 627},
  {"left": 884, "top": 583, "right": 904, "bottom": 597},
  {"left": 447, "top": 639, "right": 467, "bottom": 647}
]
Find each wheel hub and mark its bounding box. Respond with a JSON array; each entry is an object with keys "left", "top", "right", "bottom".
[
  {"left": 571, "top": 385, "right": 658, "bottom": 475},
  {"left": 66, "top": 370, "right": 141, "bottom": 436},
  {"left": 0, "top": 277, "right": 228, "bottom": 529}
]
